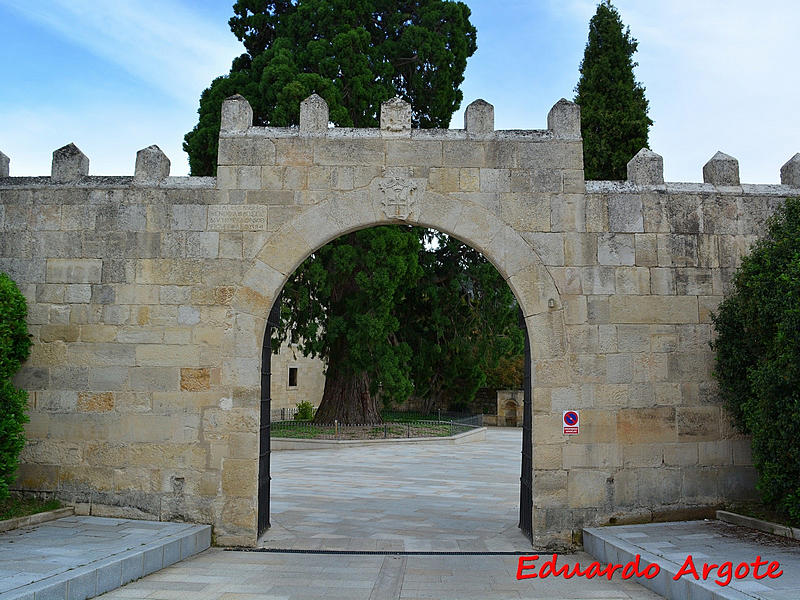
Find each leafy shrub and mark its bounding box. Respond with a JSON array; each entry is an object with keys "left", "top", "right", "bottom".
[
  {"left": 294, "top": 401, "right": 314, "bottom": 421},
  {"left": 0, "top": 273, "right": 32, "bottom": 501},
  {"left": 711, "top": 197, "right": 800, "bottom": 525}
]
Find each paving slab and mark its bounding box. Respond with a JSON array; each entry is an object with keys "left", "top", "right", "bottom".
[
  {"left": 0, "top": 516, "right": 210, "bottom": 600},
  {"left": 584, "top": 520, "right": 800, "bottom": 600}
]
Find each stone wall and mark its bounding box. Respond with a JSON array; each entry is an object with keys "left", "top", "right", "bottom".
[{"left": 2, "top": 93, "right": 799, "bottom": 546}]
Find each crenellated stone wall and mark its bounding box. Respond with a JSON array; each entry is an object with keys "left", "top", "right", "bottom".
[{"left": 1, "top": 93, "right": 799, "bottom": 547}]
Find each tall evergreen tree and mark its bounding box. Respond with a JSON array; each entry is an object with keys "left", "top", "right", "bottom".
[
  {"left": 574, "top": 0, "right": 652, "bottom": 180},
  {"left": 185, "top": 0, "right": 476, "bottom": 176},
  {"left": 397, "top": 232, "right": 524, "bottom": 414},
  {"left": 186, "top": 1, "right": 480, "bottom": 424}
]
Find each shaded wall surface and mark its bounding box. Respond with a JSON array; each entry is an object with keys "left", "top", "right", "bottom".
[{"left": 2, "top": 95, "right": 798, "bottom": 546}]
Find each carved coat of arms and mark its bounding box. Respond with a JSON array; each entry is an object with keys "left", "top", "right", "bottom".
[{"left": 379, "top": 177, "right": 417, "bottom": 220}]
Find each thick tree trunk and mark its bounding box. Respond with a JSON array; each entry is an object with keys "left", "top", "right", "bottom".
[
  {"left": 313, "top": 370, "right": 382, "bottom": 424},
  {"left": 311, "top": 231, "right": 383, "bottom": 425}
]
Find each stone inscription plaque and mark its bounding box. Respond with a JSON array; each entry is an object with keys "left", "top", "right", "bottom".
[{"left": 208, "top": 205, "right": 268, "bottom": 231}]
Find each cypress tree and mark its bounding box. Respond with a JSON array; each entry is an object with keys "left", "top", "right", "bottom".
[{"left": 574, "top": 0, "right": 652, "bottom": 180}]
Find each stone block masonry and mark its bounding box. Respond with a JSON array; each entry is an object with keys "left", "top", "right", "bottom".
[{"left": 1, "top": 94, "right": 798, "bottom": 548}]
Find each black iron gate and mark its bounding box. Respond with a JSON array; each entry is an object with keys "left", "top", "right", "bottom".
[
  {"left": 257, "top": 294, "right": 281, "bottom": 537},
  {"left": 519, "top": 310, "right": 533, "bottom": 541}
]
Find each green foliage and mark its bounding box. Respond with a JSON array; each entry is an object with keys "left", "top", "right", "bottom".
[
  {"left": 574, "top": 0, "right": 652, "bottom": 180},
  {"left": 185, "top": 0, "right": 477, "bottom": 175},
  {"left": 294, "top": 400, "right": 315, "bottom": 421},
  {"left": 398, "top": 232, "right": 524, "bottom": 412},
  {"left": 277, "top": 227, "right": 523, "bottom": 415},
  {"left": 0, "top": 495, "right": 60, "bottom": 521},
  {"left": 0, "top": 273, "right": 32, "bottom": 501},
  {"left": 711, "top": 197, "right": 800, "bottom": 526},
  {"left": 277, "top": 227, "right": 423, "bottom": 403},
  {"left": 484, "top": 355, "right": 524, "bottom": 391}
]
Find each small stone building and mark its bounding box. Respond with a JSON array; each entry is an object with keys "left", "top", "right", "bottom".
[
  {"left": 269, "top": 339, "right": 325, "bottom": 417},
  {"left": 497, "top": 390, "right": 524, "bottom": 426}
]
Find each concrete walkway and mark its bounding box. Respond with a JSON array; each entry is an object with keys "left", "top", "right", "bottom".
[
  {"left": 585, "top": 520, "right": 800, "bottom": 600},
  {"left": 96, "top": 547, "right": 663, "bottom": 599},
  {"left": 0, "top": 515, "right": 210, "bottom": 600}
]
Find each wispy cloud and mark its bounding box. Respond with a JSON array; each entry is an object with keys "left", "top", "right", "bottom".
[{"left": 2, "top": 0, "right": 242, "bottom": 105}]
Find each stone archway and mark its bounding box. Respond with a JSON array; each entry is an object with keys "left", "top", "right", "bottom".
[
  {"left": 230, "top": 189, "right": 565, "bottom": 545},
  {"left": 209, "top": 92, "right": 576, "bottom": 546}
]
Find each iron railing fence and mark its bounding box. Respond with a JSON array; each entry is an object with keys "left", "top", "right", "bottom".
[
  {"left": 271, "top": 417, "right": 482, "bottom": 440},
  {"left": 270, "top": 406, "right": 319, "bottom": 421},
  {"left": 270, "top": 407, "right": 482, "bottom": 426}
]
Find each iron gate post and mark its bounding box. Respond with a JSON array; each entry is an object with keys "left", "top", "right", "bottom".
[{"left": 258, "top": 293, "right": 281, "bottom": 537}]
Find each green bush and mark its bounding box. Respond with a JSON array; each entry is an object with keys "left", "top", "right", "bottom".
[
  {"left": 294, "top": 401, "right": 314, "bottom": 421},
  {"left": 711, "top": 197, "right": 800, "bottom": 525},
  {"left": 0, "top": 272, "right": 32, "bottom": 501}
]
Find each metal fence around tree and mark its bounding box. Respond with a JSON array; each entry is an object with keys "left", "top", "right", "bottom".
[{"left": 270, "top": 412, "right": 483, "bottom": 440}]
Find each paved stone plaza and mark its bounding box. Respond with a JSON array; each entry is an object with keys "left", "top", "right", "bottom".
[
  {"left": 262, "top": 427, "right": 529, "bottom": 552},
  {"left": 4, "top": 431, "right": 800, "bottom": 599}
]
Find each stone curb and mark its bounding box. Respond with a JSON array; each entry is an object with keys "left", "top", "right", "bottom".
[
  {"left": 0, "top": 506, "right": 75, "bottom": 533},
  {"left": 271, "top": 425, "right": 486, "bottom": 450},
  {"left": 0, "top": 521, "right": 211, "bottom": 600},
  {"left": 716, "top": 510, "right": 800, "bottom": 541},
  {"left": 583, "top": 526, "right": 752, "bottom": 600}
]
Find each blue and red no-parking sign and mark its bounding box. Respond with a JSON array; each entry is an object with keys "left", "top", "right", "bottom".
[{"left": 563, "top": 410, "right": 579, "bottom": 435}]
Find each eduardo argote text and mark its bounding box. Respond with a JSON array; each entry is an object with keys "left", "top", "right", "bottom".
[{"left": 516, "top": 553, "right": 783, "bottom": 587}]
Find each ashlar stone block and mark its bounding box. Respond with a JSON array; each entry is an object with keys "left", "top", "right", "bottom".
[
  {"left": 220, "top": 94, "right": 253, "bottom": 132},
  {"left": 567, "top": 469, "right": 610, "bottom": 508},
  {"left": 134, "top": 145, "right": 170, "bottom": 184},
  {"left": 597, "top": 233, "right": 635, "bottom": 265},
  {"left": 617, "top": 407, "right": 676, "bottom": 444},
  {"left": 609, "top": 296, "right": 699, "bottom": 324},
  {"left": 51, "top": 143, "right": 89, "bottom": 183},
  {"left": 525, "top": 232, "right": 564, "bottom": 266},
  {"left": 780, "top": 153, "right": 800, "bottom": 187},
  {"left": 464, "top": 99, "right": 494, "bottom": 135},
  {"left": 703, "top": 151, "right": 740, "bottom": 186},
  {"left": 0, "top": 150, "right": 9, "bottom": 177},
  {"left": 627, "top": 148, "right": 664, "bottom": 185},
  {"left": 607, "top": 195, "right": 644, "bottom": 232},
  {"left": 299, "top": 94, "right": 329, "bottom": 133},
  {"left": 547, "top": 98, "right": 581, "bottom": 139}
]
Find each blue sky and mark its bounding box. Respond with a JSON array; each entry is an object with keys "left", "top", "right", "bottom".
[{"left": 1, "top": 1, "right": 798, "bottom": 183}]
